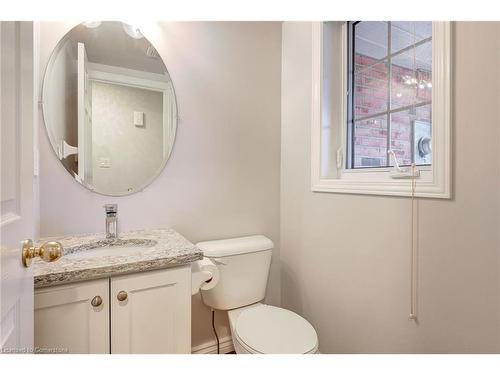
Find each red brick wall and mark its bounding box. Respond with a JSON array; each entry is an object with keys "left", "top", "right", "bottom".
[{"left": 352, "top": 54, "right": 431, "bottom": 167}]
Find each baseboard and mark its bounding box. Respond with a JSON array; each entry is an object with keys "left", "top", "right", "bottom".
[{"left": 191, "top": 335, "right": 234, "bottom": 354}]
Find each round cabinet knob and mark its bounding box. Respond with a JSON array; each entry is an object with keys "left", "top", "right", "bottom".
[
  {"left": 91, "top": 296, "right": 103, "bottom": 307},
  {"left": 117, "top": 291, "right": 128, "bottom": 302}
]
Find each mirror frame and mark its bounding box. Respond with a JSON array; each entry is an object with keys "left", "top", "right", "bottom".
[{"left": 41, "top": 21, "right": 179, "bottom": 196}]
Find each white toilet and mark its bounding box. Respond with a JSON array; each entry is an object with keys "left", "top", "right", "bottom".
[{"left": 197, "top": 235, "right": 319, "bottom": 354}]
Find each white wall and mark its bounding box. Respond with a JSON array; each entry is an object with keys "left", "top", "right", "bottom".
[
  {"left": 91, "top": 81, "right": 164, "bottom": 194},
  {"left": 38, "top": 21, "right": 282, "bottom": 351},
  {"left": 281, "top": 22, "right": 500, "bottom": 353}
]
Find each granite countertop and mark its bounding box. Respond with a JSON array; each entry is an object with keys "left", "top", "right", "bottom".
[{"left": 32, "top": 228, "right": 203, "bottom": 288}]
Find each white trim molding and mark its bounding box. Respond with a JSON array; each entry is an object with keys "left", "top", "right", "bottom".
[
  {"left": 87, "top": 62, "right": 171, "bottom": 91},
  {"left": 311, "top": 21, "right": 452, "bottom": 198},
  {"left": 191, "top": 335, "right": 234, "bottom": 354}
]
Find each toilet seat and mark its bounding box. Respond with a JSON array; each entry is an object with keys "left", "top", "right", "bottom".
[{"left": 233, "top": 304, "right": 318, "bottom": 354}]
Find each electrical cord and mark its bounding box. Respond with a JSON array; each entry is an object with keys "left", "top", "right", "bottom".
[{"left": 211, "top": 309, "right": 220, "bottom": 354}]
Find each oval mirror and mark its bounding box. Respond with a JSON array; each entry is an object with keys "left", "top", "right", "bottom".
[{"left": 42, "top": 21, "right": 177, "bottom": 196}]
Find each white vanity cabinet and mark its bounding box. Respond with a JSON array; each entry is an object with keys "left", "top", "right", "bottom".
[
  {"left": 34, "top": 266, "right": 191, "bottom": 354},
  {"left": 34, "top": 278, "right": 110, "bottom": 354},
  {"left": 110, "top": 266, "right": 191, "bottom": 354}
]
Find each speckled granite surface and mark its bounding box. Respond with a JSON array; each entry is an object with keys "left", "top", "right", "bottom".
[{"left": 32, "top": 229, "right": 202, "bottom": 288}]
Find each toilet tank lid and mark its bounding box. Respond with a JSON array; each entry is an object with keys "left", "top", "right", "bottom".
[{"left": 196, "top": 235, "right": 274, "bottom": 258}]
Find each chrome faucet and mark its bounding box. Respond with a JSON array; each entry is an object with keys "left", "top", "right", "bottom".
[{"left": 104, "top": 204, "right": 118, "bottom": 239}]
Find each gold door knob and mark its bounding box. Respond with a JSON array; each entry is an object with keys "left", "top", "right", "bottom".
[
  {"left": 117, "top": 291, "right": 128, "bottom": 302},
  {"left": 91, "top": 296, "right": 103, "bottom": 307},
  {"left": 22, "top": 239, "right": 63, "bottom": 268}
]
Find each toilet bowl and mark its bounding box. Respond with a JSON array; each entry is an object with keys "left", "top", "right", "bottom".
[
  {"left": 196, "top": 235, "right": 319, "bottom": 354},
  {"left": 228, "top": 303, "right": 319, "bottom": 354}
]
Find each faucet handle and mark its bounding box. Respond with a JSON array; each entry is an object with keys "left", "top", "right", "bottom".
[{"left": 104, "top": 204, "right": 117, "bottom": 215}]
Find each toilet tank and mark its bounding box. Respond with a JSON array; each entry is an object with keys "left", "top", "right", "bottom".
[{"left": 197, "top": 235, "right": 273, "bottom": 311}]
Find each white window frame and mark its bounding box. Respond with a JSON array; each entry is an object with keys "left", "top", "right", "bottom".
[{"left": 311, "top": 21, "right": 452, "bottom": 198}]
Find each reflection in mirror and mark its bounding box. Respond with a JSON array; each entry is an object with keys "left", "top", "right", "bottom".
[{"left": 42, "top": 21, "right": 177, "bottom": 196}]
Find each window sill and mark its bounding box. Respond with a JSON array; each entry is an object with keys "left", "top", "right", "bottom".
[
  {"left": 312, "top": 166, "right": 450, "bottom": 198},
  {"left": 312, "top": 176, "right": 451, "bottom": 199}
]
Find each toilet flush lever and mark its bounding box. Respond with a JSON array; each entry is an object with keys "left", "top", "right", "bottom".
[{"left": 212, "top": 258, "right": 227, "bottom": 266}]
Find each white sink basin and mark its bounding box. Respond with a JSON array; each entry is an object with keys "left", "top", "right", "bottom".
[
  {"left": 68, "top": 246, "right": 145, "bottom": 259},
  {"left": 65, "top": 238, "right": 157, "bottom": 259}
]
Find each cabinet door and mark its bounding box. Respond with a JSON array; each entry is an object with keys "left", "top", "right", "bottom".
[
  {"left": 34, "top": 279, "right": 110, "bottom": 354},
  {"left": 110, "top": 266, "right": 191, "bottom": 354}
]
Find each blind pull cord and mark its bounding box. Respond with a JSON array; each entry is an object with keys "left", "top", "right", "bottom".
[{"left": 409, "top": 163, "right": 418, "bottom": 322}]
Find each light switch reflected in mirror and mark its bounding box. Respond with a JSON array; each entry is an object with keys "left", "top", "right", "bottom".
[{"left": 42, "top": 21, "right": 177, "bottom": 196}]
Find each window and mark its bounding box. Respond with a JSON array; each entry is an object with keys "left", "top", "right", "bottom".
[
  {"left": 311, "top": 22, "right": 451, "bottom": 198},
  {"left": 348, "top": 21, "right": 432, "bottom": 169}
]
